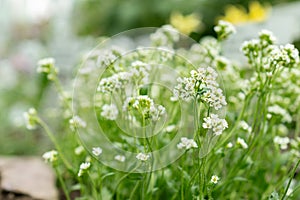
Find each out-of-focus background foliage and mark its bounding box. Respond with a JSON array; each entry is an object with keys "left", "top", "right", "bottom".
[{"left": 1, "top": 0, "right": 300, "bottom": 155}]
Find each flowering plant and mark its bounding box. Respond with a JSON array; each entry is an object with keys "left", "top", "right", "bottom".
[{"left": 25, "top": 20, "right": 300, "bottom": 199}]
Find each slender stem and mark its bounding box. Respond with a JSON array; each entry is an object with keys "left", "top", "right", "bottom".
[
  {"left": 281, "top": 159, "right": 300, "bottom": 200},
  {"left": 54, "top": 166, "right": 70, "bottom": 200},
  {"left": 37, "top": 117, "right": 73, "bottom": 171}
]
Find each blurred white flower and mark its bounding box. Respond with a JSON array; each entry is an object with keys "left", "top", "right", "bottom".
[
  {"left": 237, "top": 137, "right": 248, "bottom": 149},
  {"left": 211, "top": 175, "right": 220, "bottom": 184},
  {"left": 92, "top": 147, "right": 103, "bottom": 156},
  {"left": 177, "top": 137, "right": 198, "bottom": 150},
  {"left": 101, "top": 104, "right": 119, "bottom": 120},
  {"left": 78, "top": 162, "right": 91, "bottom": 177},
  {"left": 23, "top": 108, "right": 38, "bottom": 130},
  {"left": 74, "top": 146, "right": 85, "bottom": 155},
  {"left": 136, "top": 153, "right": 150, "bottom": 161},
  {"left": 114, "top": 155, "right": 126, "bottom": 162},
  {"left": 42, "top": 150, "right": 58, "bottom": 163},
  {"left": 69, "top": 115, "right": 87, "bottom": 131},
  {"left": 274, "top": 136, "right": 290, "bottom": 150}
]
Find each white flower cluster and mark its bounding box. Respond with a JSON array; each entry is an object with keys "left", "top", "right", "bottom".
[
  {"left": 202, "top": 114, "right": 228, "bottom": 135},
  {"left": 270, "top": 44, "right": 299, "bottom": 68},
  {"left": 274, "top": 136, "right": 290, "bottom": 150},
  {"left": 189, "top": 37, "right": 221, "bottom": 67},
  {"left": 239, "top": 120, "right": 252, "bottom": 134},
  {"left": 214, "top": 20, "right": 236, "bottom": 40},
  {"left": 136, "top": 153, "right": 150, "bottom": 161},
  {"left": 42, "top": 150, "right": 58, "bottom": 163},
  {"left": 177, "top": 137, "right": 198, "bottom": 150},
  {"left": 97, "top": 72, "right": 131, "bottom": 93},
  {"left": 101, "top": 104, "right": 119, "bottom": 120},
  {"left": 23, "top": 108, "right": 38, "bottom": 130},
  {"left": 69, "top": 115, "right": 87, "bottom": 131},
  {"left": 74, "top": 146, "right": 85, "bottom": 155},
  {"left": 173, "top": 67, "right": 226, "bottom": 110},
  {"left": 237, "top": 137, "right": 248, "bottom": 149},
  {"left": 37, "top": 57, "right": 58, "bottom": 80},
  {"left": 258, "top": 30, "right": 276, "bottom": 46},
  {"left": 97, "top": 60, "right": 150, "bottom": 93},
  {"left": 242, "top": 30, "right": 299, "bottom": 70},
  {"left": 78, "top": 162, "right": 91, "bottom": 177},
  {"left": 268, "top": 104, "right": 292, "bottom": 123},
  {"left": 97, "top": 46, "right": 125, "bottom": 68},
  {"left": 123, "top": 95, "right": 165, "bottom": 121},
  {"left": 150, "top": 25, "right": 180, "bottom": 47},
  {"left": 114, "top": 155, "right": 126, "bottom": 162},
  {"left": 92, "top": 147, "right": 103, "bottom": 156}
]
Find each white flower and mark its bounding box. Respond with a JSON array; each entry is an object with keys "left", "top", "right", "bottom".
[
  {"left": 42, "top": 150, "right": 58, "bottom": 163},
  {"left": 92, "top": 147, "right": 103, "bottom": 156},
  {"left": 258, "top": 30, "right": 277, "bottom": 45},
  {"left": 69, "top": 115, "right": 87, "bottom": 131},
  {"left": 226, "top": 142, "right": 233, "bottom": 148},
  {"left": 23, "top": 108, "right": 38, "bottom": 130},
  {"left": 37, "top": 57, "right": 58, "bottom": 80},
  {"left": 274, "top": 136, "right": 290, "bottom": 150},
  {"left": 123, "top": 96, "right": 165, "bottom": 121},
  {"left": 210, "top": 175, "right": 220, "bottom": 184},
  {"left": 150, "top": 25, "right": 180, "bottom": 47},
  {"left": 37, "top": 57, "right": 55, "bottom": 73},
  {"left": 202, "top": 114, "right": 228, "bottom": 135},
  {"left": 165, "top": 124, "right": 177, "bottom": 133},
  {"left": 239, "top": 121, "right": 252, "bottom": 133},
  {"left": 114, "top": 155, "right": 126, "bottom": 162},
  {"left": 97, "top": 72, "right": 131, "bottom": 93},
  {"left": 177, "top": 137, "right": 198, "bottom": 150},
  {"left": 214, "top": 20, "right": 236, "bottom": 40},
  {"left": 136, "top": 153, "right": 150, "bottom": 161},
  {"left": 237, "top": 137, "right": 248, "bottom": 149},
  {"left": 74, "top": 146, "right": 85, "bottom": 155},
  {"left": 173, "top": 67, "right": 227, "bottom": 110},
  {"left": 78, "top": 162, "right": 91, "bottom": 177},
  {"left": 101, "top": 104, "right": 119, "bottom": 120},
  {"left": 268, "top": 105, "right": 292, "bottom": 123}
]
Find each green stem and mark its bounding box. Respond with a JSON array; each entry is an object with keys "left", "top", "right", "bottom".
[
  {"left": 54, "top": 166, "right": 70, "bottom": 200},
  {"left": 281, "top": 159, "right": 300, "bottom": 200},
  {"left": 37, "top": 117, "right": 73, "bottom": 171}
]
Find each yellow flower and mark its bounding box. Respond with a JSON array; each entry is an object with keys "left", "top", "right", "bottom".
[
  {"left": 248, "top": 1, "right": 270, "bottom": 22},
  {"left": 219, "top": 1, "right": 270, "bottom": 25},
  {"left": 170, "top": 12, "right": 202, "bottom": 35},
  {"left": 219, "top": 5, "right": 248, "bottom": 24}
]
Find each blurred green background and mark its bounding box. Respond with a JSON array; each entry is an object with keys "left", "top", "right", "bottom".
[{"left": 1, "top": 0, "right": 300, "bottom": 155}]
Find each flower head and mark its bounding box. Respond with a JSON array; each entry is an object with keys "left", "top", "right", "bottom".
[
  {"left": 203, "top": 114, "right": 228, "bottom": 135},
  {"left": 211, "top": 175, "right": 220, "bottom": 184},
  {"left": 136, "top": 153, "right": 150, "bottom": 161},
  {"left": 214, "top": 20, "right": 236, "bottom": 40},
  {"left": 237, "top": 137, "right": 248, "bottom": 149},
  {"left": 173, "top": 67, "right": 226, "bottom": 110},
  {"left": 69, "top": 115, "right": 87, "bottom": 131},
  {"left": 177, "top": 137, "right": 198, "bottom": 150},
  {"left": 92, "top": 147, "right": 103, "bottom": 156},
  {"left": 274, "top": 136, "right": 290, "bottom": 150},
  {"left": 42, "top": 150, "right": 58, "bottom": 163},
  {"left": 101, "top": 104, "right": 119, "bottom": 120},
  {"left": 74, "top": 146, "right": 85, "bottom": 155},
  {"left": 37, "top": 57, "right": 58, "bottom": 80},
  {"left": 114, "top": 155, "right": 126, "bottom": 162},
  {"left": 170, "top": 12, "right": 202, "bottom": 35},
  {"left": 78, "top": 162, "right": 91, "bottom": 177},
  {"left": 123, "top": 95, "right": 165, "bottom": 121},
  {"left": 23, "top": 108, "right": 38, "bottom": 130}
]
